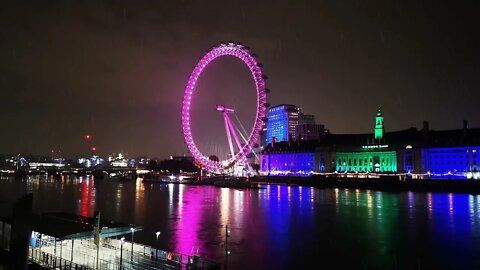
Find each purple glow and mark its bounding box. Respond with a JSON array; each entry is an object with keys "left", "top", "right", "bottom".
[
  {"left": 172, "top": 185, "right": 202, "bottom": 256},
  {"left": 182, "top": 43, "right": 267, "bottom": 172},
  {"left": 260, "top": 152, "right": 315, "bottom": 176}
]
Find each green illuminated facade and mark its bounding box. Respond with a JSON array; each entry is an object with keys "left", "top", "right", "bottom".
[
  {"left": 335, "top": 151, "right": 397, "bottom": 172},
  {"left": 335, "top": 110, "right": 397, "bottom": 173}
]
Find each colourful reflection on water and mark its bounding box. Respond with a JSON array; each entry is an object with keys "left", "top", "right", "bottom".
[
  {"left": 3, "top": 177, "right": 480, "bottom": 269},
  {"left": 78, "top": 176, "right": 95, "bottom": 217},
  {"left": 171, "top": 184, "right": 203, "bottom": 256}
]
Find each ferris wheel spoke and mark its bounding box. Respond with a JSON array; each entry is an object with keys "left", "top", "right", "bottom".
[
  {"left": 231, "top": 113, "right": 260, "bottom": 160},
  {"left": 225, "top": 114, "right": 244, "bottom": 158},
  {"left": 233, "top": 112, "right": 250, "bottom": 141},
  {"left": 223, "top": 110, "right": 235, "bottom": 160}
]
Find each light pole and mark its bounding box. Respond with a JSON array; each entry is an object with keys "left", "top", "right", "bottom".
[
  {"left": 225, "top": 225, "right": 231, "bottom": 270},
  {"left": 130, "top": 228, "right": 135, "bottom": 262},
  {"left": 120, "top": 237, "right": 125, "bottom": 270},
  {"left": 225, "top": 225, "right": 230, "bottom": 256},
  {"left": 84, "top": 134, "right": 91, "bottom": 156},
  {"left": 155, "top": 231, "right": 161, "bottom": 261}
]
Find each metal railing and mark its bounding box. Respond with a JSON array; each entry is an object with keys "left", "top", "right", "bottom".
[
  {"left": 30, "top": 234, "right": 219, "bottom": 270},
  {"left": 30, "top": 247, "right": 94, "bottom": 270}
]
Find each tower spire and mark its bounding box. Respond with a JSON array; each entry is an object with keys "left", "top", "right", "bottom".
[{"left": 374, "top": 109, "right": 384, "bottom": 140}]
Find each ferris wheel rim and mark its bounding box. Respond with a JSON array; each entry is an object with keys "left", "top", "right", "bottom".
[{"left": 181, "top": 42, "right": 267, "bottom": 172}]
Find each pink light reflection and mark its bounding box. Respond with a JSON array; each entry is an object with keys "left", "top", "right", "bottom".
[{"left": 172, "top": 186, "right": 203, "bottom": 256}]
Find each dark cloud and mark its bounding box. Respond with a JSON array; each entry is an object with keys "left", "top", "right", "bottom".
[{"left": 0, "top": 0, "right": 478, "bottom": 158}]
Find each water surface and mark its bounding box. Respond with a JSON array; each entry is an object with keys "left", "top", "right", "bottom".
[{"left": 1, "top": 175, "right": 480, "bottom": 269}]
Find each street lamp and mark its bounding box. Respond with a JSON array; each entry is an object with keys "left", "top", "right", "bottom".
[
  {"left": 130, "top": 227, "right": 135, "bottom": 262},
  {"left": 225, "top": 225, "right": 230, "bottom": 255},
  {"left": 155, "top": 231, "right": 161, "bottom": 261},
  {"left": 224, "top": 225, "right": 231, "bottom": 270},
  {"left": 120, "top": 237, "right": 125, "bottom": 270}
]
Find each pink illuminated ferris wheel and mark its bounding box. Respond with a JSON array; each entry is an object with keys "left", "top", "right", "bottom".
[{"left": 181, "top": 42, "right": 268, "bottom": 174}]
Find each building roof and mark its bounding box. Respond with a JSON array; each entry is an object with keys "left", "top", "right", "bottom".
[
  {"left": 263, "top": 140, "right": 318, "bottom": 154},
  {"left": 423, "top": 128, "right": 480, "bottom": 147},
  {"left": 270, "top": 104, "right": 298, "bottom": 108},
  {"left": 262, "top": 127, "right": 480, "bottom": 153},
  {"left": 1, "top": 212, "right": 143, "bottom": 240}
]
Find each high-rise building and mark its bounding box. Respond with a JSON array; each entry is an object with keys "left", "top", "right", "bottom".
[{"left": 265, "top": 104, "right": 301, "bottom": 145}]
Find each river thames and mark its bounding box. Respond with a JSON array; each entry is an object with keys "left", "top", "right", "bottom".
[{"left": 1, "top": 175, "right": 480, "bottom": 269}]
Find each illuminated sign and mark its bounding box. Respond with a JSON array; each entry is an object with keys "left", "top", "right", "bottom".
[{"left": 361, "top": 145, "right": 389, "bottom": 149}]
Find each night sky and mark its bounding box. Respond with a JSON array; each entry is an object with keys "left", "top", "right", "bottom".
[{"left": 0, "top": 1, "right": 478, "bottom": 159}]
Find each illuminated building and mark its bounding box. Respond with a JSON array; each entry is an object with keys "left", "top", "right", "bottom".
[
  {"left": 109, "top": 153, "right": 132, "bottom": 167},
  {"left": 261, "top": 153, "right": 314, "bottom": 175},
  {"left": 260, "top": 140, "right": 318, "bottom": 175},
  {"left": 418, "top": 120, "right": 480, "bottom": 178},
  {"left": 266, "top": 104, "right": 301, "bottom": 145},
  {"left": 335, "top": 150, "right": 397, "bottom": 172},
  {"left": 265, "top": 104, "right": 326, "bottom": 145},
  {"left": 8, "top": 155, "right": 27, "bottom": 169},
  {"left": 422, "top": 147, "right": 480, "bottom": 178},
  {"left": 333, "top": 110, "right": 397, "bottom": 172},
  {"left": 261, "top": 110, "right": 403, "bottom": 174},
  {"left": 78, "top": 155, "right": 104, "bottom": 168},
  {"left": 28, "top": 161, "right": 65, "bottom": 169},
  {"left": 261, "top": 112, "right": 480, "bottom": 179}
]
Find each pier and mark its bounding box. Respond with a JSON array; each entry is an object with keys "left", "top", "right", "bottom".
[{"left": 0, "top": 211, "right": 220, "bottom": 270}]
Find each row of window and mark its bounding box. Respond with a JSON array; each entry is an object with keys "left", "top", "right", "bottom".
[
  {"left": 336, "top": 158, "right": 395, "bottom": 166},
  {"left": 427, "top": 149, "right": 479, "bottom": 154},
  {"left": 429, "top": 160, "right": 477, "bottom": 165},
  {"left": 427, "top": 155, "right": 477, "bottom": 159}
]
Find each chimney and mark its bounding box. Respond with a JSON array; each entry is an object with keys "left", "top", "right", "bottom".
[
  {"left": 423, "top": 121, "right": 429, "bottom": 131},
  {"left": 463, "top": 120, "right": 468, "bottom": 137},
  {"left": 422, "top": 121, "right": 429, "bottom": 140}
]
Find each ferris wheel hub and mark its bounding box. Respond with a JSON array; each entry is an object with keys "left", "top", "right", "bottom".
[{"left": 215, "top": 105, "right": 235, "bottom": 113}]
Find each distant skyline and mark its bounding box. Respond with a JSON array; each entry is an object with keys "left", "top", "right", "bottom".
[{"left": 1, "top": 1, "right": 478, "bottom": 158}]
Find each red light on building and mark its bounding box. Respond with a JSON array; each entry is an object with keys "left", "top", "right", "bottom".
[
  {"left": 91, "top": 147, "right": 96, "bottom": 152},
  {"left": 85, "top": 134, "right": 91, "bottom": 140}
]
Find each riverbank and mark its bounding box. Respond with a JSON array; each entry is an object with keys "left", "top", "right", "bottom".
[{"left": 252, "top": 175, "right": 480, "bottom": 194}]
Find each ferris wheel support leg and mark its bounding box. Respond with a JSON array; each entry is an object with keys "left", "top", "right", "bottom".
[
  {"left": 223, "top": 113, "right": 235, "bottom": 160},
  {"left": 226, "top": 115, "right": 254, "bottom": 176}
]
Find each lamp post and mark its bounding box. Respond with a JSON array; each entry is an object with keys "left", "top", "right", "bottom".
[
  {"left": 155, "top": 231, "right": 161, "bottom": 261},
  {"left": 225, "top": 225, "right": 231, "bottom": 270},
  {"left": 120, "top": 237, "right": 125, "bottom": 270},
  {"left": 225, "top": 225, "right": 230, "bottom": 256},
  {"left": 85, "top": 134, "right": 91, "bottom": 156},
  {"left": 130, "top": 228, "right": 135, "bottom": 262}
]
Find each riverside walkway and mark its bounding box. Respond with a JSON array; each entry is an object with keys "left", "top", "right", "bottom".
[
  {"left": 0, "top": 211, "right": 218, "bottom": 269},
  {"left": 29, "top": 236, "right": 189, "bottom": 270}
]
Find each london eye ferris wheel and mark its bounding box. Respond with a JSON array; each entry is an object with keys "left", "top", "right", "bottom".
[{"left": 181, "top": 42, "right": 269, "bottom": 175}]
